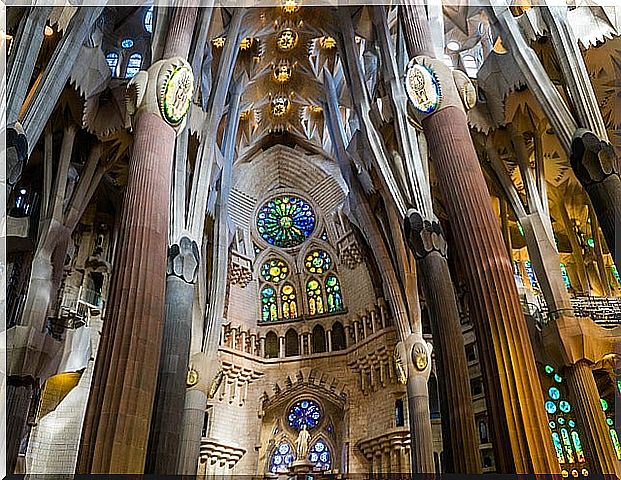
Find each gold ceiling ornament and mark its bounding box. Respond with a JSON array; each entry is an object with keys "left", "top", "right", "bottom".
[
  {"left": 186, "top": 368, "right": 199, "bottom": 387},
  {"left": 277, "top": 28, "right": 299, "bottom": 51},
  {"left": 308, "top": 105, "right": 322, "bottom": 113},
  {"left": 281, "top": 0, "right": 300, "bottom": 14},
  {"left": 240, "top": 109, "right": 252, "bottom": 121},
  {"left": 271, "top": 96, "right": 291, "bottom": 117},
  {"left": 273, "top": 62, "right": 293, "bottom": 83},
  {"left": 319, "top": 36, "right": 337, "bottom": 49},
  {"left": 212, "top": 36, "right": 225, "bottom": 48},
  {"left": 240, "top": 37, "right": 254, "bottom": 51}
]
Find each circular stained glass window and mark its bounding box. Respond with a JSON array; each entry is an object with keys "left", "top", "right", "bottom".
[
  {"left": 257, "top": 196, "right": 316, "bottom": 248},
  {"left": 545, "top": 401, "right": 557, "bottom": 414},
  {"left": 558, "top": 417, "right": 565, "bottom": 425},
  {"left": 305, "top": 250, "right": 332, "bottom": 274},
  {"left": 545, "top": 365, "right": 555, "bottom": 374},
  {"left": 287, "top": 399, "right": 321, "bottom": 431},
  {"left": 261, "top": 259, "right": 289, "bottom": 283},
  {"left": 601, "top": 398, "right": 609, "bottom": 411},
  {"left": 549, "top": 387, "right": 560, "bottom": 400},
  {"left": 554, "top": 374, "right": 563, "bottom": 383},
  {"left": 559, "top": 401, "right": 571, "bottom": 413},
  {"left": 569, "top": 420, "right": 576, "bottom": 427}
]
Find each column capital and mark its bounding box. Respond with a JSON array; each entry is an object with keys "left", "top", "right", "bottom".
[
  {"left": 404, "top": 209, "right": 447, "bottom": 260},
  {"left": 570, "top": 128, "right": 619, "bottom": 187},
  {"left": 167, "top": 235, "right": 200, "bottom": 284},
  {"left": 126, "top": 57, "right": 194, "bottom": 133}
]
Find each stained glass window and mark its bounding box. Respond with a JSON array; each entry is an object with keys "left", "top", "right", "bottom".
[
  {"left": 612, "top": 265, "right": 621, "bottom": 286},
  {"left": 281, "top": 284, "right": 298, "bottom": 320},
  {"left": 261, "top": 286, "right": 278, "bottom": 322},
  {"left": 125, "top": 52, "right": 142, "bottom": 78},
  {"left": 543, "top": 365, "right": 588, "bottom": 476},
  {"left": 601, "top": 396, "right": 620, "bottom": 460},
  {"left": 106, "top": 52, "right": 119, "bottom": 76},
  {"left": 307, "top": 279, "right": 324, "bottom": 315},
  {"left": 270, "top": 441, "right": 294, "bottom": 473},
  {"left": 560, "top": 263, "right": 571, "bottom": 289},
  {"left": 287, "top": 399, "right": 321, "bottom": 430},
  {"left": 524, "top": 260, "right": 538, "bottom": 289},
  {"left": 309, "top": 439, "right": 331, "bottom": 470},
  {"left": 325, "top": 275, "right": 343, "bottom": 313},
  {"left": 261, "top": 259, "right": 289, "bottom": 283},
  {"left": 121, "top": 38, "right": 134, "bottom": 48},
  {"left": 305, "top": 250, "right": 332, "bottom": 274},
  {"left": 256, "top": 196, "right": 315, "bottom": 248},
  {"left": 144, "top": 6, "right": 153, "bottom": 33}
]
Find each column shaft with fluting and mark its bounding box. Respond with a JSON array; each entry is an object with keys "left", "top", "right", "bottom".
[
  {"left": 564, "top": 361, "right": 620, "bottom": 475},
  {"left": 77, "top": 113, "right": 175, "bottom": 473},
  {"left": 401, "top": 2, "right": 559, "bottom": 472}
]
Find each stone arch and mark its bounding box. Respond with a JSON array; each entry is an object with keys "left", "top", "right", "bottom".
[{"left": 284, "top": 328, "right": 299, "bottom": 357}]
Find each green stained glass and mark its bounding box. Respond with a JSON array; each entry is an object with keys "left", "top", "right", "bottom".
[
  {"left": 571, "top": 431, "right": 585, "bottom": 463},
  {"left": 610, "top": 428, "right": 621, "bottom": 460},
  {"left": 552, "top": 432, "right": 565, "bottom": 464},
  {"left": 560, "top": 263, "right": 571, "bottom": 289},
  {"left": 545, "top": 364, "right": 555, "bottom": 374},
  {"left": 261, "top": 259, "right": 289, "bottom": 283},
  {"left": 587, "top": 237, "right": 595, "bottom": 248},
  {"left": 612, "top": 264, "right": 621, "bottom": 286},
  {"left": 257, "top": 195, "right": 315, "bottom": 248},
  {"left": 607, "top": 418, "right": 614, "bottom": 427},
  {"left": 601, "top": 398, "right": 609, "bottom": 411},
  {"left": 307, "top": 278, "right": 324, "bottom": 315},
  {"left": 561, "top": 428, "right": 575, "bottom": 463},
  {"left": 305, "top": 250, "right": 332, "bottom": 274},
  {"left": 554, "top": 374, "right": 563, "bottom": 383},
  {"left": 261, "top": 286, "right": 278, "bottom": 322},
  {"left": 325, "top": 274, "right": 343, "bottom": 313}
]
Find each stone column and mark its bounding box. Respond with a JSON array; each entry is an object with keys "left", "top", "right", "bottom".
[
  {"left": 564, "top": 361, "right": 620, "bottom": 475},
  {"left": 404, "top": 211, "right": 481, "bottom": 473},
  {"left": 146, "top": 237, "right": 199, "bottom": 474},
  {"left": 260, "top": 336, "right": 266, "bottom": 357},
  {"left": 77, "top": 110, "right": 176, "bottom": 473},
  {"left": 327, "top": 329, "right": 333, "bottom": 352},
  {"left": 178, "top": 389, "right": 209, "bottom": 474},
  {"left": 401, "top": 3, "right": 558, "bottom": 473},
  {"left": 279, "top": 336, "right": 285, "bottom": 358},
  {"left": 78, "top": 8, "right": 196, "bottom": 468},
  {"left": 354, "top": 322, "right": 360, "bottom": 343}
]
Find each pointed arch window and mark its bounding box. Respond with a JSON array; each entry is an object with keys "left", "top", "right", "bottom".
[
  {"left": 261, "top": 286, "right": 278, "bottom": 322},
  {"left": 281, "top": 283, "right": 298, "bottom": 320},
  {"left": 308, "top": 439, "right": 331, "bottom": 470},
  {"left": 144, "top": 6, "right": 153, "bottom": 33},
  {"left": 105, "top": 52, "right": 119, "bottom": 76},
  {"left": 285, "top": 328, "right": 299, "bottom": 356},
  {"left": 125, "top": 52, "right": 142, "bottom": 78},
  {"left": 270, "top": 441, "right": 294, "bottom": 473},
  {"left": 325, "top": 274, "right": 343, "bottom": 313},
  {"left": 312, "top": 324, "right": 326, "bottom": 353},
  {"left": 307, "top": 278, "right": 324, "bottom": 315},
  {"left": 265, "top": 331, "right": 278, "bottom": 358}
]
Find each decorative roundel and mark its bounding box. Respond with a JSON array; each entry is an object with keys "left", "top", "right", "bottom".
[
  {"left": 600, "top": 398, "right": 609, "bottom": 411},
  {"left": 545, "top": 401, "right": 557, "bottom": 414},
  {"left": 305, "top": 250, "right": 332, "bottom": 274},
  {"left": 559, "top": 400, "right": 571, "bottom": 413},
  {"left": 412, "top": 342, "right": 429, "bottom": 372},
  {"left": 256, "top": 195, "right": 316, "bottom": 248},
  {"left": 277, "top": 28, "right": 298, "bottom": 51},
  {"left": 161, "top": 64, "right": 194, "bottom": 126},
  {"left": 405, "top": 63, "right": 441, "bottom": 114},
  {"left": 287, "top": 399, "right": 321, "bottom": 431},
  {"left": 261, "top": 259, "right": 289, "bottom": 283},
  {"left": 557, "top": 417, "right": 565, "bottom": 425},
  {"left": 548, "top": 387, "right": 560, "bottom": 400},
  {"left": 271, "top": 97, "right": 291, "bottom": 117}
]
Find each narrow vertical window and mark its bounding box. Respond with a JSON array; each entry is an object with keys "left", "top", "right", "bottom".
[{"left": 125, "top": 52, "right": 142, "bottom": 78}]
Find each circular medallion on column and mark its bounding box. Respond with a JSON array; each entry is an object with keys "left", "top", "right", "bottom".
[
  {"left": 405, "top": 62, "right": 441, "bottom": 114},
  {"left": 412, "top": 342, "right": 429, "bottom": 371},
  {"left": 186, "top": 367, "right": 199, "bottom": 387},
  {"left": 159, "top": 63, "right": 194, "bottom": 126}
]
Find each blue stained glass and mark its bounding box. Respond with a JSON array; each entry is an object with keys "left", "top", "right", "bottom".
[
  {"left": 287, "top": 399, "right": 321, "bottom": 430},
  {"left": 554, "top": 374, "right": 563, "bottom": 383},
  {"left": 106, "top": 52, "right": 119, "bottom": 75},
  {"left": 569, "top": 420, "right": 576, "bottom": 428},
  {"left": 524, "top": 260, "right": 538, "bottom": 289},
  {"left": 552, "top": 432, "right": 566, "bottom": 464},
  {"left": 549, "top": 387, "right": 561, "bottom": 400},
  {"left": 558, "top": 417, "right": 565, "bottom": 425},
  {"left": 144, "top": 6, "right": 153, "bottom": 33},
  {"left": 121, "top": 38, "right": 134, "bottom": 48},
  {"left": 257, "top": 196, "right": 316, "bottom": 248},
  {"left": 270, "top": 442, "right": 294, "bottom": 473},
  {"left": 545, "top": 401, "right": 557, "bottom": 414},
  {"left": 560, "top": 263, "right": 571, "bottom": 289},
  {"left": 125, "top": 52, "right": 142, "bottom": 78},
  {"left": 559, "top": 401, "right": 571, "bottom": 413},
  {"left": 308, "top": 440, "right": 331, "bottom": 470}
]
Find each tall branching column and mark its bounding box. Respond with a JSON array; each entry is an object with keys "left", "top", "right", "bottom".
[
  {"left": 401, "top": 3, "right": 558, "bottom": 473},
  {"left": 405, "top": 212, "right": 481, "bottom": 473},
  {"left": 77, "top": 7, "right": 197, "bottom": 472}
]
